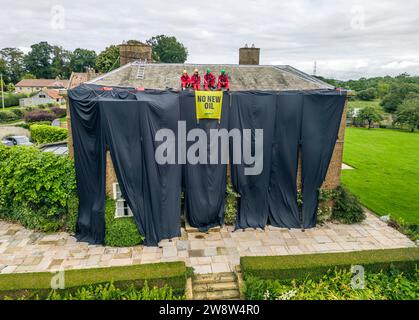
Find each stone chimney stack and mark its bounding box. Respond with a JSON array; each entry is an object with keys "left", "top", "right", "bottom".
[
  {"left": 239, "top": 44, "right": 260, "bottom": 65},
  {"left": 119, "top": 40, "right": 152, "bottom": 65}
]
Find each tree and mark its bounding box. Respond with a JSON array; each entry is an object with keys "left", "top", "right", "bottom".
[
  {"left": 51, "top": 45, "right": 72, "bottom": 78},
  {"left": 356, "top": 88, "right": 377, "bottom": 101},
  {"left": 24, "top": 41, "right": 54, "bottom": 78},
  {"left": 395, "top": 97, "right": 419, "bottom": 132},
  {"left": 96, "top": 45, "right": 119, "bottom": 73},
  {"left": 357, "top": 106, "right": 383, "bottom": 129},
  {"left": 146, "top": 35, "right": 188, "bottom": 63},
  {"left": 22, "top": 73, "right": 36, "bottom": 79},
  {"left": 380, "top": 82, "right": 419, "bottom": 113},
  {"left": 0, "top": 47, "right": 25, "bottom": 84},
  {"left": 70, "top": 48, "right": 97, "bottom": 72}
]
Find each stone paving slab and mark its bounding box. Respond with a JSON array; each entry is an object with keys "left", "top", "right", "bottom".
[{"left": 0, "top": 212, "right": 415, "bottom": 275}]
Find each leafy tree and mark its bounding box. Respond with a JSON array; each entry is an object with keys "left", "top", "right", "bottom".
[
  {"left": 357, "top": 106, "right": 383, "bottom": 129},
  {"left": 356, "top": 88, "right": 377, "bottom": 101},
  {"left": 381, "top": 83, "right": 419, "bottom": 113},
  {"left": 70, "top": 48, "right": 97, "bottom": 72},
  {"left": 95, "top": 45, "right": 119, "bottom": 73},
  {"left": 0, "top": 47, "right": 25, "bottom": 84},
  {"left": 146, "top": 35, "right": 188, "bottom": 63},
  {"left": 395, "top": 96, "right": 419, "bottom": 132},
  {"left": 51, "top": 45, "right": 72, "bottom": 78},
  {"left": 22, "top": 73, "right": 36, "bottom": 79},
  {"left": 24, "top": 41, "right": 54, "bottom": 78}
]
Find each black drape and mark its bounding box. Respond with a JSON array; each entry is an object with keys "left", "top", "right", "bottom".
[
  {"left": 229, "top": 92, "right": 276, "bottom": 229},
  {"left": 300, "top": 91, "right": 346, "bottom": 228},
  {"left": 69, "top": 84, "right": 345, "bottom": 245},
  {"left": 180, "top": 91, "right": 229, "bottom": 231},
  {"left": 268, "top": 92, "right": 303, "bottom": 228}
]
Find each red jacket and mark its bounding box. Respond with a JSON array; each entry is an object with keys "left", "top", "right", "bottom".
[
  {"left": 204, "top": 73, "right": 216, "bottom": 84},
  {"left": 181, "top": 74, "right": 190, "bottom": 83},
  {"left": 218, "top": 74, "right": 229, "bottom": 86},
  {"left": 190, "top": 74, "right": 201, "bottom": 85}
]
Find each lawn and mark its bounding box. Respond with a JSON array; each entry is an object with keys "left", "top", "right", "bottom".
[
  {"left": 342, "top": 127, "right": 419, "bottom": 224},
  {"left": 347, "top": 99, "right": 381, "bottom": 109}
]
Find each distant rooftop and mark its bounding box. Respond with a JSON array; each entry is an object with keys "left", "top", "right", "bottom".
[
  {"left": 15, "top": 79, "right": 69, "bottom": 88},
  {"left": 87, "top": 62, "right": 334, "bottom": 91}
]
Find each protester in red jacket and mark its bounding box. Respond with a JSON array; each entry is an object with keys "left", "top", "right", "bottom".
[
  {"left": 217, "top": 69, "right": 229, "bottom": 90},
  {"left": 180, "top": 70, "right": 191, "bottom": 90},
  {"left": 204, "top": 68, "right": 216, "bottom": 90},
  {"left": 190, "top": 69, "right": 201, "bottom": 90}
]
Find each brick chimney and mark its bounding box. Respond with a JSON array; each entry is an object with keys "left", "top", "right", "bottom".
[
  {"left": 119, "top": 40, "right": 152, "bottom": 65},
  {"left": 239, "top": 44, "right": 260, "bottom": 65}
]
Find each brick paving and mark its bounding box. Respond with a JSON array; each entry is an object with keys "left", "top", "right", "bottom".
[{"left": 0, "top": 212, "right": 415, "bottom": 275}]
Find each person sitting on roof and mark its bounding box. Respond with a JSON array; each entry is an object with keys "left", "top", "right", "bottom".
[
  {"left": 190, "top": 69, "right": 201, "bottom": 90},
  {"left": 217, "top": 69, "right": 229, "bottom": 91},
  {"left": 180, "top": 70, "right": 191, "bottom": 90},
  {"left": 204, "top": 68, "right": 216, "bottom": 90}
]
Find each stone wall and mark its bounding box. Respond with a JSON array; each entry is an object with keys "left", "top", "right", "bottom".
[
  {"left": 119, "top": 43, "right": 152, "bottom": 65},
  {"left": 239, "top": 47, "right": 260, "bottom": 65}
]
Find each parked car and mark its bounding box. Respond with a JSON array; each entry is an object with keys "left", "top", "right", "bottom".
[{"left": 2, "top": 135, "right": 33, "bottom": 147}]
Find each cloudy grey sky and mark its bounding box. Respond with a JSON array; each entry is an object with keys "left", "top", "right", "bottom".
[{"left": 1, "top": 0, "right": 419, "bottom": 80}]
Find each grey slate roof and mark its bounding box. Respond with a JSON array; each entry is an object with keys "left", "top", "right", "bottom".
[{"left": 88, "top": 62, "right": 334, "bottom": 91}]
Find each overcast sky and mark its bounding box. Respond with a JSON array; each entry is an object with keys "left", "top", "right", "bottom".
[{"left": 1, "top": 0, "right": 419, "bottom": 80}]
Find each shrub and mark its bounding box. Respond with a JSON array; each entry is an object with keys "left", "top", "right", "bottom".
[
  {"left": 10, "top": 108, "right": 24, "bottom": 118},
  {"left": 24, "top": 109, "right": 55, "bottom": 123},
  {"left": 245, "top": 269, "right": 419, "bottom": 300},
  {"left": 30, "top": 124, "right": 68, "bottom": 144},
  {"left": 49, "top": 106, "right": 66, "bottom": 118},
  {"left": 224, "top": 181, "right": 238, "bottom": 225},
  {"left": 332, "top": 186, "right": 366, "bottom": 223},
  {"left": 0, "top": 92, "right": 28, "bottom": 108},
  {"left": 44, "top": 282, "right": 183, "bottom": 300},
  {"left": 104, "top": 199, "right": 144, "bottom": 247},
  {"left": 0, "top": 110, "right": 20, "bottom": 122},
  {"left": 356, "top": 88, "right": 377, "bottom": 101},
  {"left": 0, "top": 145, "right": 76, "bottom": 220}
]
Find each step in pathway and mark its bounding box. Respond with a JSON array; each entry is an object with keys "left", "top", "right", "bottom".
[{"left": 192, "top": 272, "right": 241, "bottom": 300}]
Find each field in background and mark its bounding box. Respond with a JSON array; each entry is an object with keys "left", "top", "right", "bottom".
[{"left": 342, "top": 127, "right": 419, "bottom": 224}]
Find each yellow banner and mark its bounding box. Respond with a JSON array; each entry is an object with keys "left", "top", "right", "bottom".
[{"left": 195, "top": 91, "right": 223, "bottom": 121}]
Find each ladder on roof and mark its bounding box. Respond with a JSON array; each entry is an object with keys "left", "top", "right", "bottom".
[{"left": 135, "top": 59, "right": 147, "bottom": 80}]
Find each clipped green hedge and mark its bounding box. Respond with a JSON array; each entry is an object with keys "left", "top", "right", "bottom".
[
  {"left": 0, "top": 145, "right": 76, "bottom": 230},
  {"left": 241, "top": 248, "right": 419, "bottom": 281},
  {"left": 30, "top": 124, "right": 68, "bottom": 144},
  {"left": 0, "top": 262, "right": 187, "bottom": 299}
]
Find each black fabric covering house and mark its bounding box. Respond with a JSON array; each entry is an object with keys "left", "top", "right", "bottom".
[
  {"left": 229, "top": 92, "right": 276, "bottom": 229},
  {"left": 300, "top": 91, "right": 346, "bottom": 228},
  {"left": 69, "top": 84, "right": 345, "bottom": 246},
  {"left": 180, "top": 92, "right": 230, "bottom": 231},
  {"left": 268, "top": 92, "right": 303, "bottom": 228},
  {"left": 69, "top": 85, "right": 182, "bottom": 246}
]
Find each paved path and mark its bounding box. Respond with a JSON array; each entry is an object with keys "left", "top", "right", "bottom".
[{"left": 0, "top": 212, "right": 415, "bottom": 275}]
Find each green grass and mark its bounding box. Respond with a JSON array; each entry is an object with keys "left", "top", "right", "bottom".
[
  {"left": 0, "top": 261, "right": 187, "bottom": 298},
  {"left": 348, "top": 99, "right": 381, "bottom": 109},
  {"left": 241, "top": 248, "right": 419, "bottom": 281},
  {"left": 342, "top": 127, "right": 419, "bottom": 224}
]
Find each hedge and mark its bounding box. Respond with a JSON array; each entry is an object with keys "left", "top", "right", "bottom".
[
  {"left": 0, "top": 262, "right": 187, "bottom": 299},
  {"left": 0, "top": 110, "right": 20, "bottom": 122},
  {"left": 241, "top": 248, "right": 419, "bottom": 280},
  {"left": 30, "top": 124, "right": 68, "bottom": 144},
  {"left": 0, "top": 145, "right": 76, "bottom": 228}
]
